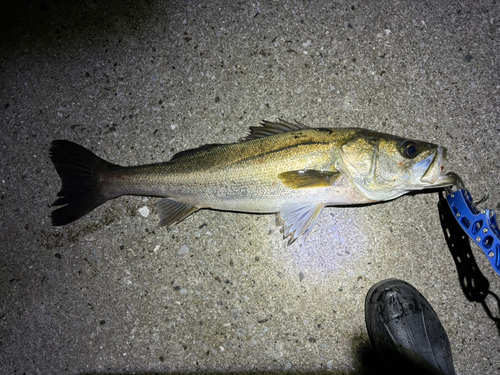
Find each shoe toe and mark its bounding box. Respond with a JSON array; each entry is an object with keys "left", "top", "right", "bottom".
[{"left": 365, "top": 279, "right": 456, "bottom": 375}]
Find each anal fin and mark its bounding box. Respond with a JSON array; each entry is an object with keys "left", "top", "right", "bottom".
[
  {"left": 280, "top": 202, "right": 325, "bottom": 245},
  {"left": 157, "top": 198, "right": 199, "bottom": 226}
]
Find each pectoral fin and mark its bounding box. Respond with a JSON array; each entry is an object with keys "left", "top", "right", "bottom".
[
  {"left": 278, "top": 170, "right": 340, "bottom": 189},
  {"left": 280, "top": 202, "right": 326, "bottom": 245},
  {"left": 157, "top": 198, "right": 199, "bottom": 226}
]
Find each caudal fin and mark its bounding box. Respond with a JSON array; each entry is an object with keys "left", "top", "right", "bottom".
[{"left": 49, "top": 140, "right": 112, "bottom": 226}]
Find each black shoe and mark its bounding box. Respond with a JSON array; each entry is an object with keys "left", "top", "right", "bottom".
[{"left": 365, "top": 279, "right": 456, "bottom": 375}]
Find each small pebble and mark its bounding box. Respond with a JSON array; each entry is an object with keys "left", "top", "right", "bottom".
[
  {"left": 138, "top": 206, "right": 150, "bottom": 218},
  {"left": 327, "top": 359, "right": 334, "bottom": 369},
  {"left": 178, "top": 245, "right": 189, "bottom": 255}
]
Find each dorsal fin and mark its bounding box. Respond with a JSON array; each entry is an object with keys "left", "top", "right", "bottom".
[
  {"left": 170, "top": 119, "right": 309, "bottom": 160},
  {"left": 244, "top": 119, "right": 309, "bottom": 140},
  {"left": 170, "top": 143, "right": 224, "bottom": 160}
]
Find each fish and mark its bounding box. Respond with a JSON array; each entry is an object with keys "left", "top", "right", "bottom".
[{"left": 49, "top": 119, "right": 456, "bottom": 244}]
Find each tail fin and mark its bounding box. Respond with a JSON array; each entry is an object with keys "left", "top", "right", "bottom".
[{"left": 49, "top": 140, "right": 113, "bottom": 226}]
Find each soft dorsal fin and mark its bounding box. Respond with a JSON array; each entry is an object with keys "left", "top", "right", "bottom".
[
  {"left": 244, "top": 119, "right": 309, "bottom": 140},
  {"left": 170, "top": 143, "right": 224, "bottom": 160}
]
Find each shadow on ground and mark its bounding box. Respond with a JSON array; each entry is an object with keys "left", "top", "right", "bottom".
[{"left": 437, "top": 191, "right": 500, "bottom": 336}]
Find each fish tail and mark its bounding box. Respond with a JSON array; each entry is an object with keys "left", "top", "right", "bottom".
[{"left": 49, "top": 140, "right": 114, "bottom": 226}]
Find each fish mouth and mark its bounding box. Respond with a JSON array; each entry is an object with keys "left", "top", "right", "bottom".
[{"left": 412, "top": 147, "right": 456, "bottom": 188}]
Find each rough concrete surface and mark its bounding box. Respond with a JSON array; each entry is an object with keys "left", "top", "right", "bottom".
[{"left": 1, "top": 0, "right": 500, "bottom": 374}]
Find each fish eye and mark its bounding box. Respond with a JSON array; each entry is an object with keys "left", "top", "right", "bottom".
[{"left": 401, "top": 141, "right": 420, "bottom": 159}]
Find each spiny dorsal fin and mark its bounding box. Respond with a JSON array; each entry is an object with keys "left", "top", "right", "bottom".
[
  {"left": 244, "top": 119, "right": 309, "bottom": 140},
  {"left": 278, "top": 170, "right": 340, "bottom": 189}
]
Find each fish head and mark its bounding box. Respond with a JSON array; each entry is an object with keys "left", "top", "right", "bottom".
[{"left": 339, "top": 130, "right": 456, "bottom": 201}]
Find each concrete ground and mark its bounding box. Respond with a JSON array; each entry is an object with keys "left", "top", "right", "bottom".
[{"left": 1, "top": 0, "right": 500, "bottom": 374}]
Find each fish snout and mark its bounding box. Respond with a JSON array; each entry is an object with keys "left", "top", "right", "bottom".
[{"left": 416, "top": 147, "right": 455, "bottom": 187}]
